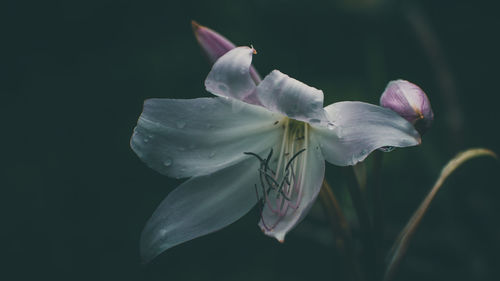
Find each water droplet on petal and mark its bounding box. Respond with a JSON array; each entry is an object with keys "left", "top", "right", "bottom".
[
  {"left": 218, "top": 84, "right": 228, "bottom": 92},
  {"left": 379, "top": 146, "right": 395, "bottom": 152},
  {"left": 327, "top": 122, "right": 335, "bottom": 130},
  {"left": 208, "top": 151, "right": 216, "bottom": 158},
  {"left": 358, "top": 149, "right": 368, "bottom": 158},
  {"left": 176, "top": 121, "right": 186, "bottom": 129},
  {"left": 163, "top": 159, "right": 172, "bottom": 167}
]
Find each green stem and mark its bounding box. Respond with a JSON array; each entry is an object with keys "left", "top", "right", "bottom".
[
  {"left": 371, "top": 151, "right": 384, "bottom": 281},
  {"left": 345, "top": 167, "right": 375, "bottom": 280},
  {"left": 319, "top": 180, "right": 363, "bottom": 281}
]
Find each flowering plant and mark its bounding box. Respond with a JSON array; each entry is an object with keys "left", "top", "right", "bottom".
[{"left": 130, "top": 21, "right": 496, "bottom": 281}]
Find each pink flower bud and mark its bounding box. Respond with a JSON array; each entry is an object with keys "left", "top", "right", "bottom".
[
  {"left": 192, "top": 20, "right": 236, "bottom": 64},
  {"left": 191, "top": 20, "right": 261, "bottom": 84},
  {"left": 380, "top": 80, "right": 434, "bottom": 135}
]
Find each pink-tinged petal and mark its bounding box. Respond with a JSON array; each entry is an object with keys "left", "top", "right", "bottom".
[
  {"left": 140, "top": 156, "right": 264, "bottom": 263},
  {"left": 259, "top": 132, "right": 325, "bottom": 242},
  {"left": 313, "top": 101, "right": 421, "bottom": 166},
  {"left": 255, "top": 70, "right": 327, "bottom": 124},
  {"left": 131, "top": 97, "right": 282, "bottom": 179},
  {"left": 380, "top": 80, "right": 434, "bottom": 135},
  {"left": 192, "top": 21, "right": 261, "bottom": 84},
  {"left": 205, "top": 47, "right": 260, "bottom": 102}
]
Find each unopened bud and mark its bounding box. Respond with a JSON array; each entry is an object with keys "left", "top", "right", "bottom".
[
  {"left": 191, "top": 20, "right": 261, "bottom": 84},
  {"left": 380, "top": 80, "right": 434, "bottom": 135}
]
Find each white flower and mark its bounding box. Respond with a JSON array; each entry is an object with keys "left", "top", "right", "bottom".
[{"left": 131, "top": 47, "right": 421, "bottom": 262}]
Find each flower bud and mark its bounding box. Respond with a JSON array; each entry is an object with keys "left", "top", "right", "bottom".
[
  {"left": 380, "top": 80, "right": 434, "bottom": 135},
  {"left": 191, "top": 20, "right": 261, "bottom": 84},
  {"left": 191, "top": 20, "right": 236, "bottom": 64}
]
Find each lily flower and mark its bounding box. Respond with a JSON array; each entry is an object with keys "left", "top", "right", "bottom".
[{"left": 131, "top": 46, "right": 421, "bottom": 263}]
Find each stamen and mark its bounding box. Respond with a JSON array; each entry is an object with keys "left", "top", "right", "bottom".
[
  {"left": 285, "top": 148, "right": 306, "bottom": 171},
  {"left": 244, "top": 146, "right": 307, "bottom": 230}
]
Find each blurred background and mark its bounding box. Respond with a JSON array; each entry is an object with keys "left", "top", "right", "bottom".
[{"left": 2, "top": 0, "right": 500, "bottom": 280}]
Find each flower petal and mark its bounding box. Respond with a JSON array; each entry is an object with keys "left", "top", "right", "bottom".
[
  {"left": 140, "top": 156, "right": 262, "bottom": 263},
  {"left": 313, "top": 101, "right": 421, "bottom": 166},
  {"left": 205, "top": 47, "right": 257, "bottom": 101},
  {"left": 259, "top": 131, "right": 325, "bottom": 242},
  {"left": 255, "top": 70, "right": 327, "bottom": 124},
  {"left": 131, "top": 97, "right": 282, "bottom": 178}
]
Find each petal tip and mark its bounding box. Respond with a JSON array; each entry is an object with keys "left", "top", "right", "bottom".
[{"left": 191, "top": 20, "right": 202, "bottom": 31}]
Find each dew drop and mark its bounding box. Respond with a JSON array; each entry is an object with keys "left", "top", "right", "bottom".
[
  {"left": 176, "top": 121, "right": 186, "bottom": 129},
  {"left": 379, "top": 146, "right": 395, "bottom": 152},
  {"left": 163, "top": 159, "right": 172, "bottom": 167},
  {"left": 327, "top": 122, "right": 335, "bottom": 130},
  {"left": 218, "top": 84, "right": 228, "bottom": 92},
  {"left": 143, "top": 138, "right": 149, "bottom": 143},
  {"left": 358, "top": 149, "right": 368, "bottom": 158},
  {"left": 208, "top": 151, "right": 216, "bottom": 158}
]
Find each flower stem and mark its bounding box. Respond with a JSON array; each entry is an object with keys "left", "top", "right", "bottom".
[
  {"left": 371, "top": 151, "right": 384, "bottom": 281},
  {"left": 319, "top": 180, "right": 363, "bottom": 281},
  {"left": 344, "top": 167, "right": 375, "bottom": 281}
]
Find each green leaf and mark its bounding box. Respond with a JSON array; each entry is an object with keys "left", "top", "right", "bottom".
[{"left": 384, "top": 148, "right": 497, "bottom": 281}]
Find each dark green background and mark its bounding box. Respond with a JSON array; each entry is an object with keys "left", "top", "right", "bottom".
[{"left": 3, "top": 0, "right": 500, "bottom": 280}]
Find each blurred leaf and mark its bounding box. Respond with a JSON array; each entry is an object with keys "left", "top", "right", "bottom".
[{"left": 384, "top": 148, "right": 497, "bottom": 281}]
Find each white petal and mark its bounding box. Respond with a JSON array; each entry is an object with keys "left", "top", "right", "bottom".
[
  {"left": 131, "top": 97, "right": 282, "bottom": 178},
  {"left": 259, "top": 130, "right": 325, "bottom": 242},
  {"left": 255, "top": 70, "right": 327, "bottom": 124},
  {"left": 140, "top": 156, "right": 263, "bottom": 262},
  {"left": 204, "top": 47, "right": 257, "bottom": 101},
  {"left": 313, "top": 101, "right": 421, "bottom": 166}
]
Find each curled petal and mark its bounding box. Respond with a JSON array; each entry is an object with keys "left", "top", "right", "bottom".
[
  {"left": 255, "top": 70, "right": 327, "bottom": 124},
  {"left": 192, "top": 21, "right": 261, "bottom": 83},
  {"left": 259, "top": 133, "right": 325, "bottom": 242},
  {"left": 205, "top": 47, "right": 258, "bottom": 102},
  {"left": 313, "top": 101, "right": 421, "bottom": 166},
  {"left": 140, "top": 156, "right": 262, "bottom": 263},
  {"left": 131, "top": 97, "right": 282, "bottom": 179}
]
